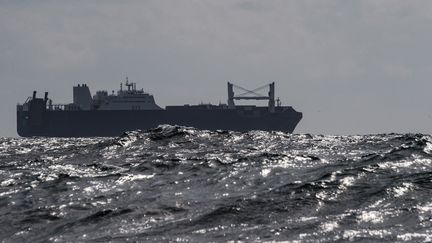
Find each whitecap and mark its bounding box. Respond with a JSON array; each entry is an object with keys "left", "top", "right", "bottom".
[
  {"left": 116, "top": 174, "right": 155, "bottom": 184},
  {"left": 357, "top": 210, "right": 384, "bottom": 224}
]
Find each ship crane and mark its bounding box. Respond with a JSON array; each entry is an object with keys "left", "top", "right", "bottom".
[{"left": 227, "top": 82, "right": 276, "bottom": 112}]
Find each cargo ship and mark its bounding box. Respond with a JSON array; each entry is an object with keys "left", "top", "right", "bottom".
[{"left": 16, "top": 79, "right": 302, "bottom": 137}]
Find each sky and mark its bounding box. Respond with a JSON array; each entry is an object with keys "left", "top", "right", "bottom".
[{"left": 1, "top": 0, "right": 432, "bottom": 137}]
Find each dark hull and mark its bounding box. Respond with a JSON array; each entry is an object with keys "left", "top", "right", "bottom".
[{"left": 17, "top": 106, "right": 302, "bottom": 137}]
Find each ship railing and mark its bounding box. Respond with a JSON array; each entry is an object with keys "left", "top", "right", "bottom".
[
  {"left": 46, "top": 104, "right": 81, "bottom": 111},
  {"left": 17, "top": 102, "right": 82, "bottom": 111}
]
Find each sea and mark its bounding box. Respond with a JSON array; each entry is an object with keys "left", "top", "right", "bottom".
[{"left": 1, "top": 125, "right": 431, "bottom": 242}]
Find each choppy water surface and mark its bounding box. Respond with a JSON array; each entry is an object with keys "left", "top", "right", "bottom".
[{"left": 1, "top": 125, "right": 432, "bottom": 242}]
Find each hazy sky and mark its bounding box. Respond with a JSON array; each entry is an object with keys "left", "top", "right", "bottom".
[{"left": 1, "top": 0, "right": 432, "bottom": 137}]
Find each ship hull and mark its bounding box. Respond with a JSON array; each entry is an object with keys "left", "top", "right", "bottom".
[{"left": 17, "top": 107, "right": 302, "bottom": 137}]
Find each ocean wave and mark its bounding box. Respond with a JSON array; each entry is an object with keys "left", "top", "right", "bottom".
[{"left": 1, "top": 126, "right": 432, "bottom": 242}]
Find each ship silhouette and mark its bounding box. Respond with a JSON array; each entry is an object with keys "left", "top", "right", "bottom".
[{"left": 17, "top": 79, "right": 302, "bottom": 137}]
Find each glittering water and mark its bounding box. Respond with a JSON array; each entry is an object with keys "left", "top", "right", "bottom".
[{"left": 1, "top": 125, "right": 432, "bottom": 242}]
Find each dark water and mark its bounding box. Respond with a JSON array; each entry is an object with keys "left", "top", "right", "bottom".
[{"left": 1, "top": 125, "right": 432, "bottom": 242}]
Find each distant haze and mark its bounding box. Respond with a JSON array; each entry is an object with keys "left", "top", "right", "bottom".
[{"left": 1, "top": 0, "right": 432, "bottom": 137}]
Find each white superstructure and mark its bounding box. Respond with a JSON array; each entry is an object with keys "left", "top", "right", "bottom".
[{"left": 73, "top": 78, "right": 162, "bottom": 111}]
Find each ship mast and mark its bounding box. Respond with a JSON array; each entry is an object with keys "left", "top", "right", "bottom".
[{"left": 125, "top": 77, "right": 136, "bottom": 92}]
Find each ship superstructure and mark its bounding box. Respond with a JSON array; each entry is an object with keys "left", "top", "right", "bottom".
[
  {"left": 67, "top": 78, "right": 162, "bottom": 111},
  {"left": 17, "top": 79, "right": 302, "bottom": 137}
]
